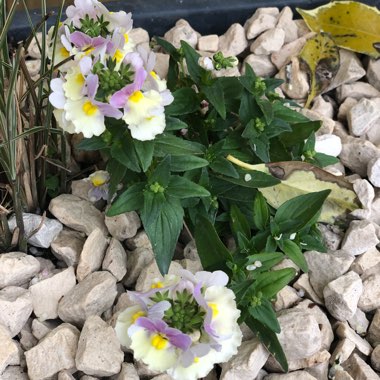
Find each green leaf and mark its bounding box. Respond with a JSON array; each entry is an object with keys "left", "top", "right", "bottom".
[
  {"left": 280, "top": 239, "right": 308, "bottom": 272},
  {"left": 181, "top": 40, "right": 204, "bottom": 84},
  {"left": 76, "top": 136, "right": 108, "bottom": 151},
  {"left": 155, "top": 37, "right": 181, "bottom": 60},
  {"left": 217, "top": 169, "right": 280, "bottom": 188},
  {"left": 107, "top": 183, "right": 145, "bottom": 216},
  {"left": 257, "top": 98, "right": 274, "bottom": 124},
  {"left": 106, "top": 159, "right": 127, "bottom": 200},
  {"left": 230, "top": 204, "right": 251, "bottom": 240},
  {"left": 170, "top": 155, "right": 209, "bottom": 172},
  {"left": 210, "top": 156, "right": 239, "bottom": 178},
  {"left": 202, "top": 80, "right": 226, "bottom": 119},
  {"left": 167, "top": 176, "right": 210, "bottom": 198},
  {"left": 149, "top": 155, "right": 171, "bottom": 187},
  {"left": 141, "top": 192, "right": 184, "bottom": 274},
  {"left": 110, "top": 136, "right": 141, "bottom": 172},
  {"left": 272, "top": 102, "right": 310, "bottom": 123},
  {"left": 279, "top": 121, "right": 321, "bottom": 147},
  {"left": 274, "top": 190, "right": 331, "bottom": 233},
  {"left": 166, "top": 88, "right": 199, "bottom": 116},
  {"left": 155, "top": 134, "right": 204, "bottom": 155},
  {"left": 239, "top": 90, "right": 260, "bottom": 125},
  {"left": 253, "top": 268, "right": 296, "bottom": 299},
  {"left": 312, "top": 152, "right": 340, "bottom": 168},
  {"left": 249, "top": 298, "right": 281, "bottom": 333},
  {"left": 134, "top": 140, "right": 154, "bottom": 172},
  {"left": 194, "top": 215, "right": 233, "bottom": 271},
  {"left": 165, "top": 116, "right": 188, "bottom": 131},
  {"left": 253, "top": 192, "right": 270, "bottom": 231},
  {"left": 245, "top": 316, "right": 288, "bottom": 372}
]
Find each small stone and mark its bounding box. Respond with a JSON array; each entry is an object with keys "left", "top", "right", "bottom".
[
  {"left": 220, "top": 338, "right": 269, "bottom": 380},
  {"left": 367, "top": 58, "right": 380, "bottom": 91},
  {"left": 71, "top": 179, "right": 92, "bottom": 202},
  {"left": 244, "top": 11, "right": 278, "bottom": 39},
  {"left": 31, "top": 319, "right": 57, "bottom": 341},
  {"left": 30, "top": 267, "right": 76, "bottom": 321},
  {"left": 212, "top": 66, "right": 240, "bottom": 78},
  {"left": 49, "top": 194, "right": 107, "bottom": 236},
  {"left": 311, "top": 95, "right": 335, "bottom": 119},
  {"left": 51, "top": 229, "right": 85, "bottom": 267},
  {"left": 317, "top": 223, "right": 344, "bottom": 251},
  {"left": 135, "top": 260, "right": 183, "bottom": 292},
  {"left": 19, "top": 322, "right": 37, "bottom": 351},
  {"left": 179, "top": 258, "right": 203, "bottom": 273},
  {"left": 371, "top": 345, "right": 380, "bottom": 371},
  {"left": 58, "top": 271, "right": 117, "bottom": 326},
  {"left": 0, "top": 366, "right": 29, "bottom": 380},
  {"left": 368, "top": 157, "right": 380, "bottom": 188},
  {"left": 293, "top": 273, "right": 324, "bottom": 305},
  {"left": 276, "top": 7, "right": 298, "bottom": 43},
  {"left": 351, "top": 247, "right": 380, "bottom": 276},
  {"left": 105, "top": 211, "right": 141, "bottom": 241},
  {"left": 315, "top": 134, "right": 342, "bottom": 157},
  {"left": 294, "top": 19, "right": 310, "bottom": 37},
  {"left": 334, "top": 370, "right": 354, "bottom": 380},
  {"left": 219, "top": 23, "right": 248, "bottom": 56},
  {"left": 336, "top": 322, "right": 372, "bottom": 356},
  {"left": 344, "top": 353, "right": 379, "bottom": 379},
  {"left": 76, "top": 316, "right": 123, "bottom": 377},
  {"left": 347, "top": 98, "right": 380, "bottom": 137},
  {"left": 337, "top": 82, "right": 380, "bottom": 102},
  {"left": 339, "top": 136, "right": 380, "bottom": 178},
  {"left": 129, "top": 28, "right": 149, "bottom": 45},
  {"left": 183, "top": 240, "right": 200, "bottom": 261},
  {"left": 323, "top": 271, "right": 363, "bottom": 321},
  {"left": 198, "top": 35, "right": 219, "bottom": 52},
  {"left": 242, "top": 54, "right": 277, "bottom": 77},
  {"left": 164, "top": 19, "right": 198, "bottom": 48},
  {"left": 125, "top": 230, "right": 152, "bottom": 250},
  {"left": 264, "top": 372, "right": 317, "bottom": 380},
  {"left": 338, "top": 97, "right": 358, "bottom": 121},
  {"left": 0, "top": 253, "right": 40, "bottom": 289},
  {"left": 25, "top": 323, "right": 79, "bottom": 380},
  {"left": 0, "top": 325, "right": 20, "bottom": 375},
  {"left": 135, "top": 360, "right": 161, "bottom": 378},
  {"left": 368, "top": 309, "right": 380, "bottom": 346},
  {"left": 7, "top": 213, "right": 63, "bottom": 249},
  {"left": 123, "top": 247, "right": 154, "bottom": 287},
  {"left": 58, "top": 370, "right": 76, "bottom": 380},
  {"left": 329, "top": 339, "right": 356, "bottom": 366},
  {"left": 0, "top": 287, "right": 33, "bottom": 337},
  {"left": 305, "top": 360, "right": 329, "bottom": 380},
  {"left": 301, "top": 109, "right": 335, "bottom": 135},
  {"left": 77, "top": 228, "right": 109, "bottom": 282},
  {"left": 27, "top": 33, "right": 42, "bottom": 59},
  {"left": 102, "top": 238, "right": 127, "bottom": 281},
  {"left": 352, "top": 179, "right": 375, "bottom": 212},
  {"left": 347, "top": 308, "right": 370, "bottom": 335},
  {"left": 154, "top": 53, "right": 170, "bottom": 79},
  {"left": 305, "top": 250, "right": 355, "bottom": 297},
  {"left": 273, "top": 285, "right": 301, "bottom": 311},
  {"left": 359, "top": 263, "right": 380, "bottom": 312},
  {"left": 341, "top": 220, "right": 379, "bottom": 256},
  {"left": 111, "top": 363, "right": 139, "bottom": 380},
  {"left": 250, "top": 27, "right": 285, "bottom": 55}
]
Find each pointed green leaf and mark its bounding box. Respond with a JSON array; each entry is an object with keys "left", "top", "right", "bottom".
[
  {"left": 202, "top": 80, "right": 226, "bottom": 119},
  {"left": 167, "top": 176, "right": 210, "bottom": 198},
  {"left": 230, "top": 204, "right": 251, "bottom": 240},
  {"left": 107, "top": 183, "right": 145, "bottom": 216},
  {"left": 280, "top": 239, "right": 308, "bottom": 272},
  {"left": 249, "top": 298, "right": 281, "bottom": 333},
  {"left": 166, "top": 88, "right": 199, "bottom": 116},
  {"left": 134, "top": 140, "right": 154, "bottom": 172},
  {"left": 253, "top": 192, "right": 270, "bottom": 231}
]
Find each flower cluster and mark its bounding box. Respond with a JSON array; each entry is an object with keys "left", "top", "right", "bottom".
[
  {"left": 48, "top": 0, "right": 173, "bottom": 141},
  {"left": 115, "top": 270, "right": 242, "bottom": 380}
]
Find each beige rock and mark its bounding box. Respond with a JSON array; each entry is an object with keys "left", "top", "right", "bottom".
[
  {"left": 124, "top": 247, "right": 154, "bottom": 286},
  {"left": 0, "top": 287, "right": 33, "bottom": 337},
  {"left": 330, "top": 338, "right": 356, "bottom": 366},
  {"left": 368, "top": 157, "right": 380, "bottom": 188},
  {"left": 164, "top": 19, "right": 198, "bottom": 48},
  {"left": 27, "top": 32, "right": 42, "bottom": 59},
  {"left": 359, "top": 263, "right": 380, "bottom": 312},
  {"left": 49, "top": 194, "right": 107, "bottom": 236},
  {"left": 318, "top": 223, "right": 344, "bottom": 251},
  {"left": 311, "top": 95, "right": 334, "bottom": 119},
  {"left": 77, "top": 228, "right": 108, "bottom": 282},
  {"left": 183, "top": 240, "right": 200, "bottom": 261},
  {"left": 198, "top": 35, "right": 219, "bottom": 52},
  {"left": 347, "top": 98, "right": 380, "bottom": 137},
  {"left": 276, "top": 6, "right": 298, "bottom": 43},
  {"left": 323, "top": 271, "right": 363, "bottom": 321},
  {"left": 58, "top": 271, "right": 117, "bottom": 326},
  {"left": 250, "top": 27, "right": 285, "bottom": 55},
  {"left": 31, "top": 319, "right": 57, "bottom": 340},
  {"left": 220, "top": 338, "right": 269, "bottom": 380},
  {"left": 212, "top": 66, "right": 240, "bottom": 78},
  {"left": 301, "top": 108, "right": 336, "bottom": 135},
  {"left": 154, "top": 53, "right": 170, "bottom": 79},
  {"left": 264, "top": 371, "right": 317, "bottom": 380},
  {"left": 105, "top": 211, "right": 141, "bottom": 241},
  {"left": 71, "top": 179, "right": 92, "bottom": 202},
  {"left": 0, "top": 325, "right": 20, "bottom": 375},
  {"left": 273, "top": 285, "right": 301, "bottom": 311},
  {"left": 51, "top": 228, "right": 85, "bottom": 267},
  {"left": 305, "top": 359, "right": 329, "bottom": 380},
  {"left": 347, "top": 308, "right": 370, "bottom": 335},
  {"left": 351, "top": 247, "right": 380, "bottom": 276},
  {"left": 242, "top": 54, "right": 277, "bottom": 77},
  {"left": 305, "top": 250, "right": 355, "bottom": 297},
  {"left": 179, "top": 258, "right": 202, "bottom": 273},
  {"left": 129, "top": 28, "right": 149, "bottom": 45},
  {"left": 125, "top": 230, "right": 152, "bottom": 250},
  {"left": 338, "top": 97, "right": 358, "bottom": 121},
  {"left": 135, "top": 260, "right": 183, "bottom": 292},
  {"left": 244, "top": 11, "right": 278, "bottom": 40},
  {"left": 0, "top": 366, "right": 29, "bottom": 379},
  {"left": 293, "top": 273, "right": 324, "bottom": 305},
  {"left": 111, "top": 362, "right": 139, "bottom": 380},
  {"left": 102, "top": 238, "right": 127, "bottom": 281},
  {"left": 367, "top": 58, "right": 380, "bottom": 91},
  {"left": 344, "top": 353, "right": 379, "bottom": 380},
  {"left": 58, "top": 370, "right": 76, "bottom": 380},
  {"left": 294, "top": 19, "right": 310, "bottom": 37},
  {"left": 368, "top": 309, "right": 380, "bottom": 346},
  {"left": 76, "top": 316, "right": 123, "bottom": 377},
  {"left": 0, "top": 253, "right": 40, "bottom": 289},
  {"left": 334, "top": 370, "right": 354, "bottom": 380},
  {"left": 19, "top": 321, "right": 37, "bottom": 351},
  {"left": 135, "top": 360, "right": 161, "bottom": 378},
  {"left": 219, "top": 23, "right": 248, "bottom": 57},
  {"left": 336, "top": 322, "right": 372, "bottom": 356},
  {"left": 30, "top": 267, "right": 76, "bottom": 321},
  {"left": 371, "top": 345, "right": 380, "bottom": 371},
  {"left": 337, "top": 82, "right": 380, "bottom": 102},
  {"left": 25, "top": 323, "right": 79, "bottom": 380}
]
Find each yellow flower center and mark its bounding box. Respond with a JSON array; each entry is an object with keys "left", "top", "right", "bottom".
[
  {"left": 90, "top": 176, "right": 106, "bottom": 187},
  {"left": 208, "top": 303, "right": 219, "bottom": 318},
  {"left": 129, "top": 90, "right": 144, "bottom": 103},
  {"left": 124, "top": 33, "right": 129, "bottom": 43},
  {"left": 131, "top": 310, "right": 146, "bottom": 323},
  {"left": 60, "top": 47, "right": 70, "bottom": 58},
  {"left": 113, "top": 49, "right": 124, "bottom": 63},
  {"left": 151, "top": 281, "right": 163, "bottom": 289},
  {"left": 75, "top": 73, "right": 85, "bottom": 85},
  {"left": 150, "top": 70, "right": 158, "bottom": 80},
  {"left": 194, "top": 357, "right": 200, "bottom": 363},
  {"left": 151, "top": 334, "right": 168, "bottom": 350},
  {"left": 84, "top": 47, "right": 94, "bottom": 56},
  {"left": 82, "top": 101, "right": 98, "bottom": 116}
]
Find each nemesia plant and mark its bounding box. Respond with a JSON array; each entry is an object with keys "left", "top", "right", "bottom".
[{"left": 114, "top": 270, "right": 242, "bottom": 380}]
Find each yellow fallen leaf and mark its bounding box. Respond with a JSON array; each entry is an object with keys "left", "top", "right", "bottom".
[
  {"left": 297, "top": 1, "right": 380, "bottom": 58},
  {"left": 227, "top": 155, "right": 359, "bottom": 224},
  {"left": 299, "top": 33, "right": 340, "bottom": 108}
]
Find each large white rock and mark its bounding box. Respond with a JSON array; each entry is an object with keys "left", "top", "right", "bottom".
[
  {"left": 244, "top": 10, "right": 278, "bottom": 39},
  {"left": 58, "top": 271, "right": 117, "bottom": 326},
  {"left": 76, "top": 316, "right": 123, "bottom": 377},
  {"left": 330, "top": 339, "right": 356, "bottom": 366},
  {"left": 164, "top": 19, "right": 198, "bottom": 48},
  {"left": 315, "top": 134, "right": 342, "bottom": 157},
  {"left": 359, "top": 263, "right": 380, "bottom": 312},
  {"left": 0, "top": 253, "right": 40, "bottom": 289},
  {"left": 0, "top": 366, "right": 29, "bottom": 379},
  {"left": 264, "top": 372, "right": 317, "bottom": 380},
  {"left": 368, "top": 309, "right": 380, "bottom": 346},
  {"left": 129, "top": 27, "right": 149, "bottom": 45},
  {"left": 242, "top": 54, "right": 277, "bottom": 77},
  {"left": 250, "top": 27, "right": 285, "bottom": 55},
  {"left": 368, "top": 157, "right": 380, "bottom": 188},
  {"left": 0, "top": 287, "right": 33, "bottom": 337},
  {"left": 337, "top": 82, "right": 380, "bottom": 102},
  {"left": 76, "top": 228, "right": 109, "bottom": 282},
  {"left": 273, "top": 285, "right": 300, "bottom": 311},
  {"left": 30, "top": 267, "right": 76, "bottom": 321},
  {"left": 347, "top": 98, "right": 380, "bottom": 137},
  {"left": 350, "top": 247, "right": 380, "bottom": 276},
  {"left": 111, "top": 362, "right": 139, "bottom": 380},
  {"left": 198, "top": 34, "right": 219, "bottom": 52},
  {"left": 102, "top": 238, "right": 127, "bottom": 281},
  {"left": 51, "top": 228, "right": 85, "bottom": 267},
  {"left": 348, "top": 308, "right": 370, "bottom": 335},
  {"left": 0, "top": 325, "right": 20, "bottom": 375},
  {"left": 219, "top": 23, "right": 248, "bottom": 57},
  {"left": 105, "top": 211, "right": 141, "bottom": 241},
  {"left": 323, "top": 271, "right": 363, "bottom": 321},
  {"left": 8, "top": 213, "right": 63, "bottom": 248},
  {"left": 220, "top": 338, "right": 269, "bottom": 380},
  {"left": 49, "top": 194, "right": 107, "bottom": 236},
  {"left": 276, "top": 6, "right": 298, "bottom": 43}
]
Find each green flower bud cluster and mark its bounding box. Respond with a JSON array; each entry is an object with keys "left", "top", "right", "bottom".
[
  {"left": 163, "top": 290, "right": 206, "bottom": 333},
  {"left": 253, "top": 78, "right": 266, "bottom": 95},
  {"left": 149, "top": 182, "right": 165, "bottom": 193},
  {"left": 212, "top": 52, "right": 238, "bottom": 71},
  {"left": 254, "top": 117, "right": 266, "bottom": 133},
  {"left": 78, "top": 14, "right": 110, "bottom": 38}
]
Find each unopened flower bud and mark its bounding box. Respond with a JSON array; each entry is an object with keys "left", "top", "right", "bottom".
[{"left": 198, "top": 56, "right": 214, "bottom": 71}]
